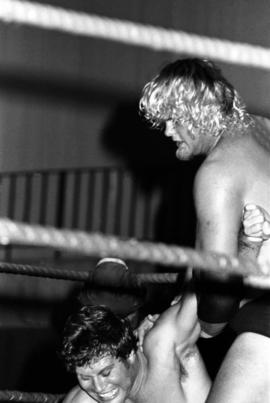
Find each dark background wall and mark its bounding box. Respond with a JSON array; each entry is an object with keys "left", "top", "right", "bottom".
[{"left": 0, "top": 0, "right": 269, "bottom": 172}]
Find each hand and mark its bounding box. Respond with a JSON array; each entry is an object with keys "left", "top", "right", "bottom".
[
  {"left": 170, "top": 294, "right": 183, "bottom": 306},
  {"left": 243, "top": 204, "right": 270, "bottom": 242},
  {"left": 134, "top": 314, "right": 159, "bottom": 351},
  {"left": 243, "top": 252, "right": 270, "bottom": 288}
]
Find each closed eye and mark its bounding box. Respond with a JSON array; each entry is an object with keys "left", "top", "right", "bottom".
[
  {"left": 79, "top": 375, "right": 91, "bottom": 382},
  {"left": 101, "top": 365, "right": 113, "bottom": 377}
]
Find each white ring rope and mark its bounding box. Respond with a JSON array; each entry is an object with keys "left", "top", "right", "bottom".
[
  {"left": 0, "top": 1, "right": 270, "bottom": 70},
  {"left": 0, "top": 218, "right": 269, "bottom": 289}
]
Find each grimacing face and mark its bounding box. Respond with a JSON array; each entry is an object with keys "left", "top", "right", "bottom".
[{"left": 76, "top": 355, "right": 134, "bottom": 403}]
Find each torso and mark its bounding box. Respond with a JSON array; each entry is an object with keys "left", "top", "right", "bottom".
[
  {"left": 202, "top": 114, "right": 270, "bottom": 260},
  {"left": 192, "top": 114, "right": 270, "bottom": 329}
]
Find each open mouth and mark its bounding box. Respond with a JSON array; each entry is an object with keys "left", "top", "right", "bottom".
[
  {"left": 98, "top": 388, "right": 119, "bottom": 401},
  {"left": 177, "top": 141, "right": 187, "bottom": 148}
]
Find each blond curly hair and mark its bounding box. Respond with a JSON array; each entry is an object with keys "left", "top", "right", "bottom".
[{"left": 139, "top": 58, "right": 252, "bottom": 137}]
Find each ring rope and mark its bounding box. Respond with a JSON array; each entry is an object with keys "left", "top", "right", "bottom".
[
  {"left": 0, "top": 1, "right": 270, "bottom": 70},
  {"left": 0, "top": 218, "right": 269, "bottom": 289},
  {"left": 0, "top": 261, "right": 178, "bottom": 285},
  {"left": 0, "top": 390, "right": 63, "bottom": 403}
]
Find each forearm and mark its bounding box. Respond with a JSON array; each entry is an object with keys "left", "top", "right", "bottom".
[
  {"left": 180, "top": 345, "right": 211, "bottom": 402},
  {"left": 239, "top": 235, "right": 262, "bottom": 259}
]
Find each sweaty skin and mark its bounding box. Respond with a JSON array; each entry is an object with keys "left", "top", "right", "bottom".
[
  {"left": 193, "top": 116, "right": 270, "bottom": 402},
  {"left": 192, "top": 116, "right": 270, "bottom": 325},
  {"left": 140, "top": 58, "right": 270, "bottom": 403},
  {"left": 164, "top": 114, "right": 270, "bottom": 403},
  {"left": 63, "top": 293, "right": 211, "bottom": 403}
]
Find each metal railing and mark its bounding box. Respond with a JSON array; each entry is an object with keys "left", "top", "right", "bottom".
[
  {"left": 0, "top": 163, "right": 197, "bottom": 263},
  {"left": 0, "top": 166, "right": 161, "bottom": 240}
]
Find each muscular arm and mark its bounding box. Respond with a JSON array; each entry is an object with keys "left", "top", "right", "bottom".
[
  {"left": 143, "top": 291, "right": 211, "bottom": 403},
  {"left": 193, "top": 164, "right": 245, "bottom": 335}
]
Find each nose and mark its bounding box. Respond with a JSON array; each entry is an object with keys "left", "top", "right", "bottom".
[
  {"left": 164, "top": 121, "right": 174, "bottom": 137},
  {"left": 92, "top": 376, "right": 106, "bottom": 393}
]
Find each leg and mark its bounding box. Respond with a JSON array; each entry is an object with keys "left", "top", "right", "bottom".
[{"left": 206, "top": 332, "right": 270, "bottom": 403}]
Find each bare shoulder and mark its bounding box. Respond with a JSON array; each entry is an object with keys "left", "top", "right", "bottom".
[
  {"left": 195, "top": 139, "right": 246, "bottom": 185},
  {"left": 253, "top": 114, "right": 270, "bottom": 134},
  {"left": 193, "top": 156, "right": 244, "bottom": 253},
  {"left": 63, "top": 386, "right": 94, "bottom": 403},
  {"left": 194, "top": 158, "right": 242, "bottom": 212},
  {"left": 194, "top": 158, "right": 228, "bottom": 189}
]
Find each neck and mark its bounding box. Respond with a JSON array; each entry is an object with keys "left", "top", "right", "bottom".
[{"left": 207, "top": 132, "right": 222, "bottom": 154}]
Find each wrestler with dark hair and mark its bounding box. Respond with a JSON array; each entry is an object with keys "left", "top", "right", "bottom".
[{"left": 61, "top": 289, "right": 210, "bottom": 403}]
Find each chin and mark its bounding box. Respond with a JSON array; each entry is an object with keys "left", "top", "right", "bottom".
[
  {"left": 176, "top": 151, "right": 192, "bottom": 161},
  {"left": 110, "top": 393, "right": 126, "bottom": 403}
]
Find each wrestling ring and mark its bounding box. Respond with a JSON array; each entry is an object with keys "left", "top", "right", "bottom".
[
  {"left": 0, "top": 218, "right": 270, "bottom": 403},
  {"left": 0, "top": 1, "right": 269, "bottom": 402}
]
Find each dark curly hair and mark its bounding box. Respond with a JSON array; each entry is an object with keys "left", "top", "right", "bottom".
[{"left": 61, "top": 305, "right": 138, "bottom": 372}]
